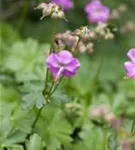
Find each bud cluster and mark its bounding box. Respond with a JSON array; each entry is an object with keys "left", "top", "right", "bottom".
[
  {"left": 55, "top": 25, "right": 115, "bottom": 54},
  {"left": 35, "top": 2, "right": 66, "bottom": 21},
  {"left": 55, "top": 26, "right": 95, "bottom": 54},
  {"left": 95, "top": 22, "right": 115, "bottom": 40},
  {"left": 121, "top": 138, "right": 135, "bottom": 150},
  {"left": 90, "top": 104, "right": 122, "bottom": 129},
  {"left": 64, "top": 103, "right": 82, "bottom": 117},
  {"left": 120, "top": 21, "right": 135, "bottom": 34},
  {"left": 110, "top": 3, "right": 128, "bottom": 20}
]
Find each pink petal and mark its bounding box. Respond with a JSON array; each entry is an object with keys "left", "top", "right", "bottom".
[
  {"left": 52, "top": 0, "right": 73, "bottom": 11},
  {"left": 85, "top": 0, "right": 110, "bottom": 24},
  {"left": 62, "top": 70, "right": 76, "bottom": 77},
  {"left": 65, "top": 58, "right": 80, "bottom": 72},
  {"left": 85, "top": 0, "right": 101, "bottom": 13},
  {"left": 63, "top": 58, "right": 80, "bottom": 77},
  {"left": 47, "top": 53, "right": 59, "bottom": 68},
  {"left": 48, "top": 65, "right": 59, "bottom": 77},
  {"left": 127, "top": 48, "right": 135, "bottom": 63},
  {"left": 56, "top": 50, "right": 73, "bottom": 65},
  {"left": 124, "top": 61, "right": 135, "bottom": 79}
]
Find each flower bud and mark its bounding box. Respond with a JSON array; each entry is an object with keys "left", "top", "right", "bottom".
[
  {"left": 110, "top": 9, "right": 120, "bottom": 19},
  {"left": 51, "top": 6, "right": 65, "bottom": 20},
  {"left": 40, "top": 6, "right": 52, "bottom": 20},
  {"left": 89, "top": 31, "right": 97, "bottom": 39},
  {"left": 120, "top": 21, "right": 135, "bottom": 33},
  {"left": 104, "top": 112, "right": 115, "bottom": 123},
  {"left": 95, "top": 22, "right": 107, "bottom": 36},
  {"left": 79, "top": 41, "right": 87, "bottom": 53},
  {"left": 74, "top": 26, "right": 91, "bottom": 42},
  {"left": 34, "top": 3, "right": 47, "bottom": 10},
  {"left": 90, "top": 104, "right": 110, "bottom": 118},
  {"left": 118, "top": 4, "right": 128, "bottom": 13},
  {"left": 121, "top": 139, "right": 131, "bottom": 150},
  {"left": 35, "top": 2, "right": 66, "bottom": 21},
  {"left": 104, "top": 30, "right": 114, "bottom": 40},
  {"left": 87, "top": 42, "right": 94, "bottom": 54}
]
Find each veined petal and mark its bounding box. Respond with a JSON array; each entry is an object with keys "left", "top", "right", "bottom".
[
  {"left": 124, "top": 61, "right": 135, "bottom": 79},
  {"left": 56, "top": 50, "right": 73, "bottom": 65},
  {"left": 48, "top": 64, "right": 59, "bottom": 77},
  {"left": 62, "top": 70, "right": 76, "bottom": 77},
  {"left": 47, "top": 53, "right": 59, "bottom": 68},
  {"left": 65, "top": 58, "right": 80, "bottom": 72},
  {"left": 127, "top": 48, "right": 135, "bottom": 63}
]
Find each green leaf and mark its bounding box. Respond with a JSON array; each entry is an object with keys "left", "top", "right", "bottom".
[
  {"left": 26, "top": 134, "right": 44, "bottom": 150},
  {"left": 73, "top": 123, "right": 107, "bottom": 150},
  {"left": 0, "top": 23, "right": 20, "bottom": 44},
  {"left": 0, "top": 84, "right": 33, "bottom": 146},
  {"left": 36, "top": 106, "right": 73, "bottom": 150},
  {"left": 19, "top": 81, "right": 44, "bottom": 93},
  {"left": 4, "top": 38, "right": 49, "bottom": 82},
  {"left": 51, "top": 90, "right": 69, "bottom": 105},
  {"left": 22, "top": 92, "right": 45, "bottom": 110},
  {"left": 6, "top": 145, "right": 24, "bottom": 150}
]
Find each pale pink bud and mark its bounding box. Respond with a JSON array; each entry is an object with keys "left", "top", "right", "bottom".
[
  {"left": 121, "top": 139, "right": 131, "bottom": 150},
  {"left": 118, "top": 4, "right": 128, "bottom": 13}
]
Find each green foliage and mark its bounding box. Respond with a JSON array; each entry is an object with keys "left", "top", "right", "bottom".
[
  {"left": 26, "top": 134, "right": 44, "bottom": 150},
  {"left": 6, "top": 145, "right": 24, "bottom": 150},
  {"left": 1, "top": 0, "right": 135, "bottom": 148},
  {"left": 36, "top": 106, "right": 73, "bottom": 150},
  {"left": 3, "top": 38, "right": 49, "bottom": 82},
  {"left": 0, "top": 84, "right": 33, "bottom": 148},
  {"left": 20, "top": 82, "right": 45, "bottom": 110}
]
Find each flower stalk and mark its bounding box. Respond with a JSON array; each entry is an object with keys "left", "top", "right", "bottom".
[{"left": 131, "top": 120, "right": 135, "bottom": 135}]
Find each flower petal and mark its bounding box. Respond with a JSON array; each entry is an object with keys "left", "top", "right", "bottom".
[
  {"left": 48, "top": 65, "right": 59, "bottom": 78},
  {"left": 56, "top": 50, "right": 73, "bottom": 65},
  {"left": 85, "top": 0, "right": 101, "bottom": 14},
  {"left": 52, "top": 0, "right": 73, "bottom": 11},
  {"left": 65, "top": 58, "right": 80, "bottom": 72},
  {"left": 124, "top": 61, "right": 135, "bottom": 79},
  {"left": 127, "top": 48, "right": 135, "bottom": 63},
  {"left": 47, "top": 53, "right": 59, "bottom": 68},
  {"left": 62, "top": 70, "right": 76, "bottom": 77},
  {"left": 85, "top": 0, "right": 110, "bottom": 23}
]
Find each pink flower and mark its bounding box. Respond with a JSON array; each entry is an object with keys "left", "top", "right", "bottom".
[
  {"left": 47, "top": 50, "right": 80, "bottom": 82},
  {"left": 52, "top": 0, "right": 73, "bottom": 11},
  {"left": 85, "top": 0, "right": 110, "bottom": 24},
  {"left": 124, "top": 48, "right": 135, "bottom": 79}
]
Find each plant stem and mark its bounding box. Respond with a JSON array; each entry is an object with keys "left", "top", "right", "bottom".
[
  {"left": 42, "top": 68, "right": 49, "bottom": 96},
  {"left": 18, "top": 1, "right": 29, "bottom": 31},
  {"left": 131, "top": 120, "right": 135, "bottom": 135},
  {"left": 27, "top": 20, "right": 59, "bottom": 139},
  {"left": 42, "top": 20, "right": 58, "bottom": 98},
  {"left": 26, "top": 80, "right": 61, "bottom": 139},
  {"left": 49, "top": 76, "right": 63, "bottom": 97}
]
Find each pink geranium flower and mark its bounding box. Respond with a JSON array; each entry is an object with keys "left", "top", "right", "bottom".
[
  {"left": 47, "top": 50, "right": 80, "bottom": 81},
  {"left": 85, "top": 0, "right": 110, "bottom": 24},
  {"left": 124, "top": 48, "right": 135, "bottom": 79}
]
